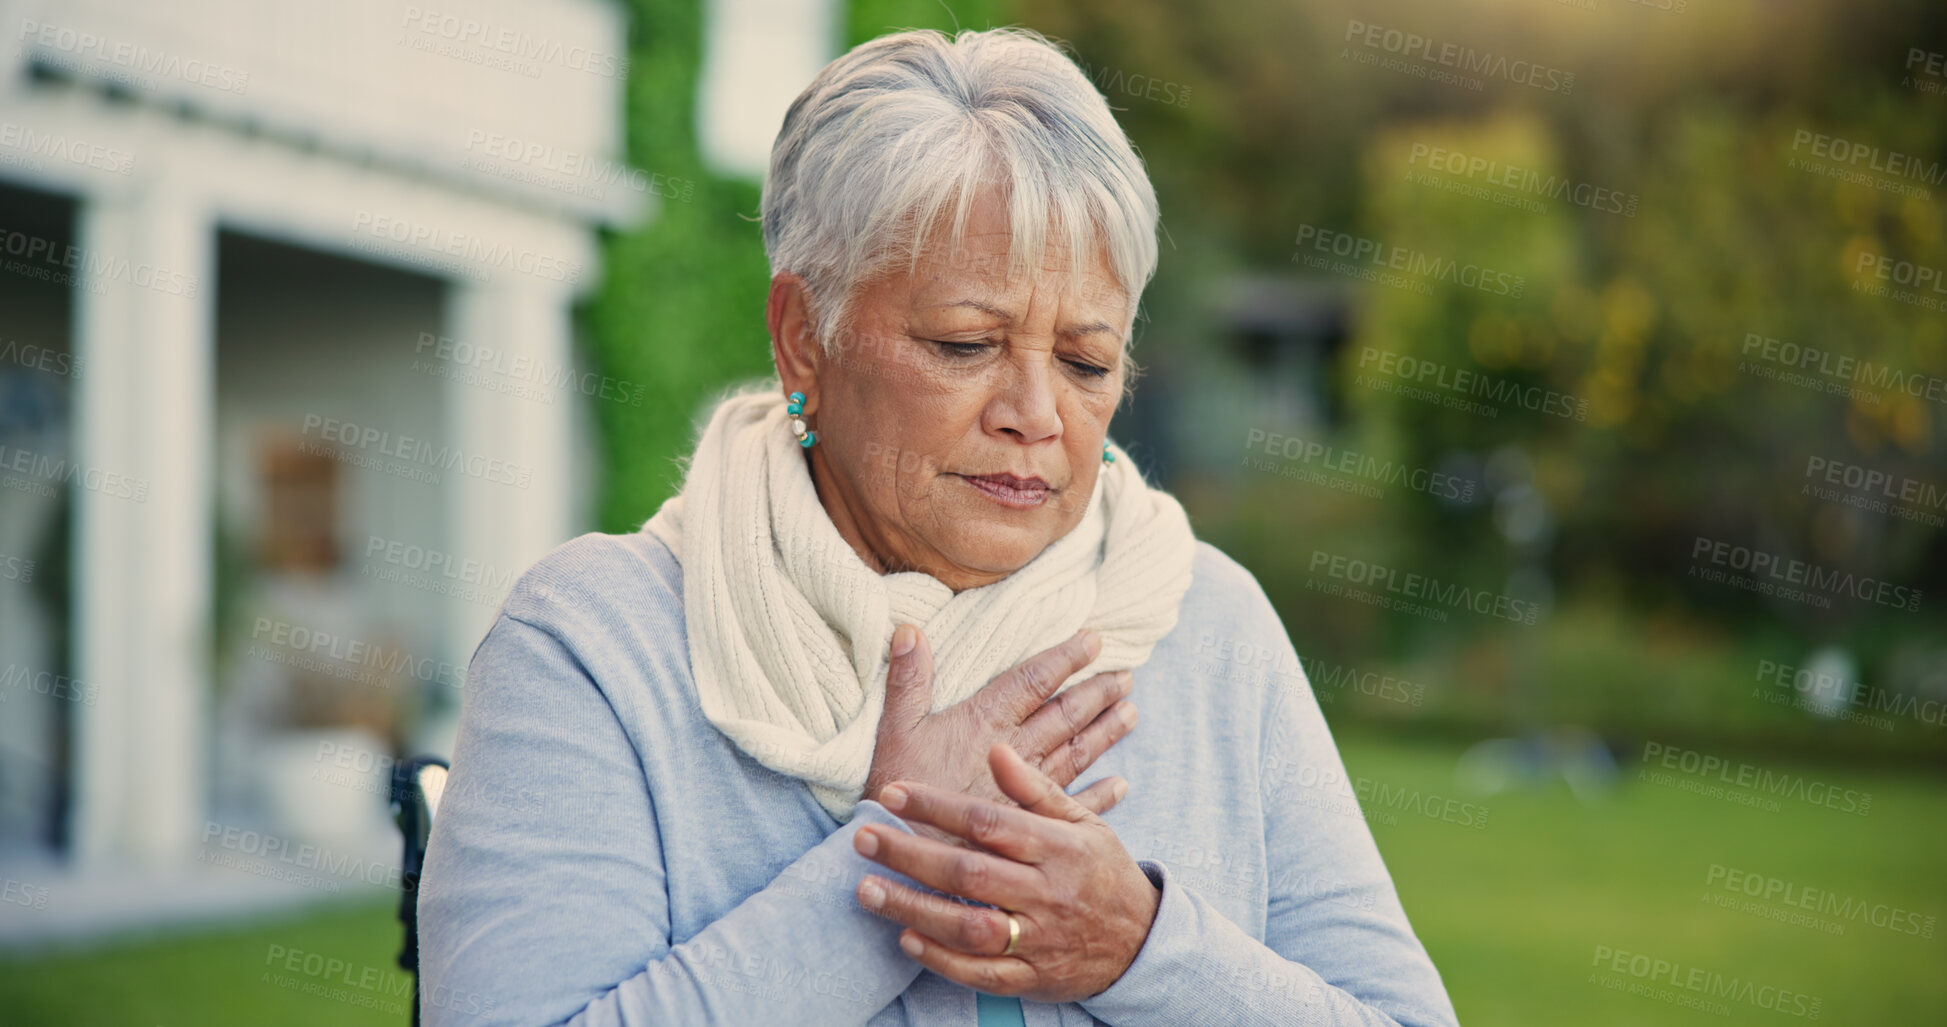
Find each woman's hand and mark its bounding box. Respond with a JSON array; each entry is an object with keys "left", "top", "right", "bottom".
[
  {"left": 864, "top": 626, "right": 1138, "bottom": 844},
  {"left": 853, "top": 743, "right": 1160, "bottom": 1003}
]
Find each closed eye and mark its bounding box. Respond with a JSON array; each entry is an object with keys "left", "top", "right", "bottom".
[
  {"left": 931, "top": 340, "right": 990, "bottom": 358},
  {"left": 930, "top": 339, "right": 1111, "bottom": 379}
]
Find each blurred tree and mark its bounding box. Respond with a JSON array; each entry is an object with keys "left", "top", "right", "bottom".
[{"left": 585, "top": 0, "right": 998, "bottom": 533}]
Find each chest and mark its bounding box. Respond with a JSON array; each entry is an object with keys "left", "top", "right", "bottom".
[{"left": 635, "top": 671, "right": 1275, "bottom": 945}]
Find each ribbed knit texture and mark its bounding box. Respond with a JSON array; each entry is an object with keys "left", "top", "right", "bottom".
[{"left": 642, "top": 385, "right": 1197, "bottom": 820}]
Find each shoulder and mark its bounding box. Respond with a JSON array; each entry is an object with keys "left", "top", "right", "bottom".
[
  {"left": 489, "top": 529, "right": 686, "bottom": 654},
  {"left": 1178, "top": 539, "right": 1287, "bottom": 643},
  {"left": 1149, "top": 540, "right": 1307, "bottom": 724},
  {"left": 459, "top": 530, "right": 696, "bottom": 725}
]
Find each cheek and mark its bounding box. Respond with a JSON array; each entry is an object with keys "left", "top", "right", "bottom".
[
  {"left": 1062, "top": 390, "right": 1118, "bottom": 444},
  {"left": 1058, "top": 461, "right": 1103, "bottom": 520}
]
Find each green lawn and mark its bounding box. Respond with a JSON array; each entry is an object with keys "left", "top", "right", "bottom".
[
  {"left": 3, "top": 735, "right": 1941, "bottom": 1025},
  {"left": 0, "top": 898, "right": 411, "bottom": 1027},
  {"left": 1342, "top": 733, "right": 1947, "bottom": 1025}
]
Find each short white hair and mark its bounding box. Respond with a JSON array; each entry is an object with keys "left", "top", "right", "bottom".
[{"left": 760, "top": 26, "right": 1159, "bottom": 358}]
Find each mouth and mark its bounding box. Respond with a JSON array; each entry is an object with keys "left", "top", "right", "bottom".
[{"left": 955, "top": 472, "right": 1052, "bottom": 510}]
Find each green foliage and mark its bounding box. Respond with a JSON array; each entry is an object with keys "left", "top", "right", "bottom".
[
  {"left": 847, "top": 0, "right": 1002, "bottom": 48},
  {"left": 584, "top": 0, "right": 1944, "bottom": 753},
  {"left": 1043, "top": 0, "right": 1947, "bottom": 753},
  {"left": 583, "top": 0, "right": 1000, "bottom": 534},
  {"left": 582, "top": 0, "right": 768, "bottom": 532}
]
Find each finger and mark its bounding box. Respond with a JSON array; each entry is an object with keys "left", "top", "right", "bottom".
[
  {"left": 858, "top": 875, "right": 1016, "bottom": 957},
  {"left": 855, "top": 823, "right": 1038, "bottom": 907},
  {"left": 895, "top": 929, "right": 1036, "bottom": 997},
  {"left": 878, "top": 781, "right": 1058, "bottom": 864},
  {"left": 1015, "top": 669, "right": 1130, "bottom": 768},
  {"left": 879, "top": 624, "right": 934, "bottom": 728},
  {"left": 969, "top": 628, "right": 1101, "bottom": 728},
  {"left": 990, "top": 742, "right": 1096, "bottom": 825},
  {"left": 1029, "top": 696, "right": 1138, "bottom": 788},
  {"left": 1069, "top": 775, "right": 1129, "bottom": 817}
]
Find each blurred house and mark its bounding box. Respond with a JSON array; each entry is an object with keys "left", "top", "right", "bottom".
[{"left": 0, "top": 0, "right": 647, "bottom": 935}]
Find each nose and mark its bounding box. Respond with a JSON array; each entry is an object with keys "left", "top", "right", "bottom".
[{"left": 984, "top": 352, "right": 1062, "bottom": 445}]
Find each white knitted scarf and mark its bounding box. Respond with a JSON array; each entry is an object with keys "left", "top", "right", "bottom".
[{"left": 642, "top": 385, "right": 1196, "bottom": 821}]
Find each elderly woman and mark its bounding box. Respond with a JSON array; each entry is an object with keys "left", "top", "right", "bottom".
[{"left": 419, "top": 26, "right": 1458, "bottom": 1027}]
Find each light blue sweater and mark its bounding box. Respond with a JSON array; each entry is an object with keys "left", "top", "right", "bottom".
[{"left": 418, "top": 530, "right": 1460, "bottom": 1026}]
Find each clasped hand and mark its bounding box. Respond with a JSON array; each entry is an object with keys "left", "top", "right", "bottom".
[{"left": 855, "top": 742, "right": 1161, "bottom": 1003}]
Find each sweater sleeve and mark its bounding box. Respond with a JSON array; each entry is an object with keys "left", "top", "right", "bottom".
[
  {"left": 416, "top": 611, "right": 927, "bottom": 1027},
  {"left": 1077, "top": 581, "right": 1460, "bottom": 1027}
]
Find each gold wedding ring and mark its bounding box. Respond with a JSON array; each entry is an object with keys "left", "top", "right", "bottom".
[{"left": 1001, "top": 912, "right": 1021, "bottom": 956}]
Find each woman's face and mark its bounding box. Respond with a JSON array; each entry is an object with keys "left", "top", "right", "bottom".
[{"left": 770, "top": 189, "right": 1131, "bottom": 591}]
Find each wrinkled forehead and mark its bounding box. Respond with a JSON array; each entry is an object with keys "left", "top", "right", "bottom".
[{"left": 899, "top": 200, "right": 1132, "bottom": 318}]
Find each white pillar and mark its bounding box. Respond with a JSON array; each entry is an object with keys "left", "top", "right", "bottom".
[
  {"left": 69, "top": 181, "right": 214, "bottom": 868},
  {"left": 441, "top": 279, "right": 578, "bottom": 670}
]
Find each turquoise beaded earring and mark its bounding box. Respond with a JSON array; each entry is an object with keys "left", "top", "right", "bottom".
[
  {"left": 1102, "top": 443, "right": 1115, "bottom": 464},
  {"left": 787, "top": 391, "right": 816, "bottom": 448}
]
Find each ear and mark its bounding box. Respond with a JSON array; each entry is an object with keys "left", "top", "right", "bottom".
[{"left": 767, "top": 272, "right": 822, "bottom": 415}]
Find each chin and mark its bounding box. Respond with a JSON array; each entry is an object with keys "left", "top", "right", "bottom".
[{"left": 938, "top": 518, "right": 1063, "bottom": 575}]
